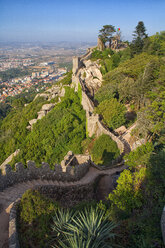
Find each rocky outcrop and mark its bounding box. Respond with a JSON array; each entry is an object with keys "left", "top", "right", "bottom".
[
  {"left": 27, "top": 86, "right": 67, "bottom": 130},
  {"left": 0, "top": 150, "right": 20, "bottom": 174},
  {"left": 29, "top": 118, "right": 37, "bottom": 126},
  {"left": 34, "top": 85, "right": 65, "bottom": 102},
  {"left": 97, "top": 37, "right": 105, "bottom": 51},
  {"left": 37, "top": 110, "right": 46, "bottom": 120},
  {"left": 41, "top": 103, "right": 55, "bottom": 111},
  {"left": 72, "top": 58, "right": 102, "bottom": 96}
]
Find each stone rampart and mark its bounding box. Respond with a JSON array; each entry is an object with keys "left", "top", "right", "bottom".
[
  {"left": 8, "top": 175, "right": 100, "bottom": 248},
  {"left": 9, "top": 199, "right": 20, "bottom": 248},
  {"left": 0, "top": 155, "right": 90, "bottom": 191},
  {"left": 71, "top": 55, "right": 125, "bottom": 157},
  {"left": 161, "top": 206, "right": 165, "bottom": 245}
]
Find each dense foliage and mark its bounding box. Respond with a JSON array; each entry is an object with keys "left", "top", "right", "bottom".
[
  {"left": 92, "top": 28, "right": 165, "bottom": 247},
  {"left": 94, "top": 32, "right": 165, "bottom": 142},
  {"left": 0, "top": 96, "right": 47, "bottom": 164},
  {"left": 11, "top": 87, "right": 86, "bottom": 167},
  {"left": 18, "top": 189, "right": 59, "bottom": 248},
  {"left": 95, "top": 98, "right": 126, "bottom": 129},
  {"left": 90, "top": 134, "right": 120, "bottom": 166},
  {"left": 130, "top": 21, "right": 148, "bottom": 54},
  {"left": 105, "top": 145, "right": 165, "bottom": 247},
  {"left": 0, "top": 102, "right": 11, "bottom": 120},
  {"left": 18, "top": 190, "right": 117, "bottom": 248}
]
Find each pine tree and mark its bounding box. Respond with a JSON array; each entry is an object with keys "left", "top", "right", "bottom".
[
  {"left": 131, "top": 21, "right": 147, "bottom": 54},
  {"left": 99, "top": 25, "right": 116, "bottom": 48}
]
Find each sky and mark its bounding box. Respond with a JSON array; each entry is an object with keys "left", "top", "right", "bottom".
[{"left": 0, "top": 0, "right": 165, "bottom": 43}]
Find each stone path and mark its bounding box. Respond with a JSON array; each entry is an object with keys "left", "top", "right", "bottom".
[{"left": 0, "top": 164, "right": 126, "bottom": 248}]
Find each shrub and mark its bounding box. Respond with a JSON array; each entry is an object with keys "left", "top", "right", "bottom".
[
  {"left": 18, "top": 189, "right": 59, "bottom": 248},
  {"left": 95, "top": 98, "right": 126, "bottom": 129},
  {"left": 90, "top": 134, "right": 120, "bottom": 166},
  {"left": 95, "top": 84, "right": 118, "bottom": 104},
  {"left": 124, "top": 142, "right": 154, "bottom": 169},
  {"left": 108, "top": 168, "right": 146, "bottom": 214},
  {"left": 10, "top": 87, "right": 86, "bottom": 167}
]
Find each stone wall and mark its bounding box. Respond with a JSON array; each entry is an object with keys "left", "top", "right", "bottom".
[
  {"left": 161, "top": 206, "right": 165, "bottom": 245},
  {"left": 8, "top": 176, "right": 100, "bottom": 248},
  {"left": 9, "top": 199, "right": 20, "bottom": 248},
  {"left": 0, "top": 156, "right": 90, "bottom": 191},
  {"left": 71, "top": 55, "right": 125, "bottom": 157},
  {"left": 34, "top": 182, "right": 96, "bottom": 207}
]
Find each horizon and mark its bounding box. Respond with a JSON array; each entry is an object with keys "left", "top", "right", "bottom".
[{"left": 0, "top": 0, "right": 165, "bottom": 43}]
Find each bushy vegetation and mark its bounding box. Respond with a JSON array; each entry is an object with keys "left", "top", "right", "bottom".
[
  {"left": 94, "top": 31, "right": 165, "bottom": 142},
  {"left": 91, "top": 47, "right": 131, "bottom": 75},
  {"left": 95, "top": 98, "right": 126, "bottom": 129},
  {"left": 11, "top": 87, "right": 86, "bottom": 167},
  {"left": 90, "top": 134, "right": 120, "bottom": 166},
  {"left": 18, "top": 190, "right": 117, "bottom": 248},
  {"left": 18, "top": 189, "right": 59, "bottom": 248},
  {"left": 91, "top": 28, "right": 165, "bottom": 247},
  {"left": 0, "top": 96, "right": 47, "bottom": 164},
  {"left": 104, "top": 145, "right": 165, "bottom": 247}
]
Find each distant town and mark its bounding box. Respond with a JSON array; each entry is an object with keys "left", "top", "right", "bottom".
[
  {"left": 0, "top": 41, "right": 96, "bottom": 102},
  {"left": 0, "top": 65, "right": 67, "bottom": 102}
]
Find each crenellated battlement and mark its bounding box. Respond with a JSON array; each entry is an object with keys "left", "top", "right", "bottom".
[{"left": 0, "top": 152, "right": 90, "bottom": 191}]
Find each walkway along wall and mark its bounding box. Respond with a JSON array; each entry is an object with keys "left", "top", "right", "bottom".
[{"left": 0, "top": 154, "right": 90, "bottom": 191}]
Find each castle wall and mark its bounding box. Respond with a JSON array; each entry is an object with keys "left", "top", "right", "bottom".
[
  {"left": 161, "top": 206, "right": 165, "bottom": 245},
  {"left": 8, "top": 175, "right": 100, "bottom": 248},
  {"left": 0, "top": 160, "right": 90, "bottom": 191}
]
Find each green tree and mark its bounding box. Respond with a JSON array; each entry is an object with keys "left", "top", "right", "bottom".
[
  {"left": 99, "top": 25, "right": 116, "bottom": 48},
  {"left": 124, "top": 142, "right": 154, "bottom": 170},
  {"left": 90, "top": 134, "right": 120, "bottom": 166},
  {"left": 95, "top": 98, "right": 126, "bottom": 129},
  {"left": 108, "top": 168, "right": 146, "bottom": 214},
  {"left": 131, "top": 21, "right": 147, "bottom": 54}
]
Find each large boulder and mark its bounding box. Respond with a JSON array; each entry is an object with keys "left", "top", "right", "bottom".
[
  {"left": 37, "top": 110, "right": 46, "bottom": 120},
  {"left": 29, "top": 119, "right": 37, "bottom": 126},
  {"left": 34, "top": 93, "right": 49, "bottom": 100},
  {"left": 41, "top": 103, "right": 55, "bottom": 112}
]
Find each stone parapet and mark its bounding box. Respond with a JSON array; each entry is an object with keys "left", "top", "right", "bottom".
[{"left": 0, "top": 154, "right": 90, "bottom": 191}]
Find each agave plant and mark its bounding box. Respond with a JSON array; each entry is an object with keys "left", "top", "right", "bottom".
[
  {"left": 51, "top": 208, "right": 75, "bottom": 241},
  {"left": 52, "top": 206, "right": 118, "bottom": 248}
]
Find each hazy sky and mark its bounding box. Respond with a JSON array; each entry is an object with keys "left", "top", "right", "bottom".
[{"left": 0, "top": 0, "right": 165, "bottom": 42}]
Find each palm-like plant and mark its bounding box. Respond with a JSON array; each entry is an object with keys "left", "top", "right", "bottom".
[{"left": 52, "top": 207, "right": 118, "bottom": 248}]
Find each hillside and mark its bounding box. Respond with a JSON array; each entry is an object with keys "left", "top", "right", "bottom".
[{"left": 0, "top": 31, "right": 165, "bottom": 248}]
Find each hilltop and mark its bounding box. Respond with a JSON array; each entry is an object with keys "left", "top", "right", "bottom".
[{"left": 0, "top": 27, "right": 165, "bottom": 248}]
